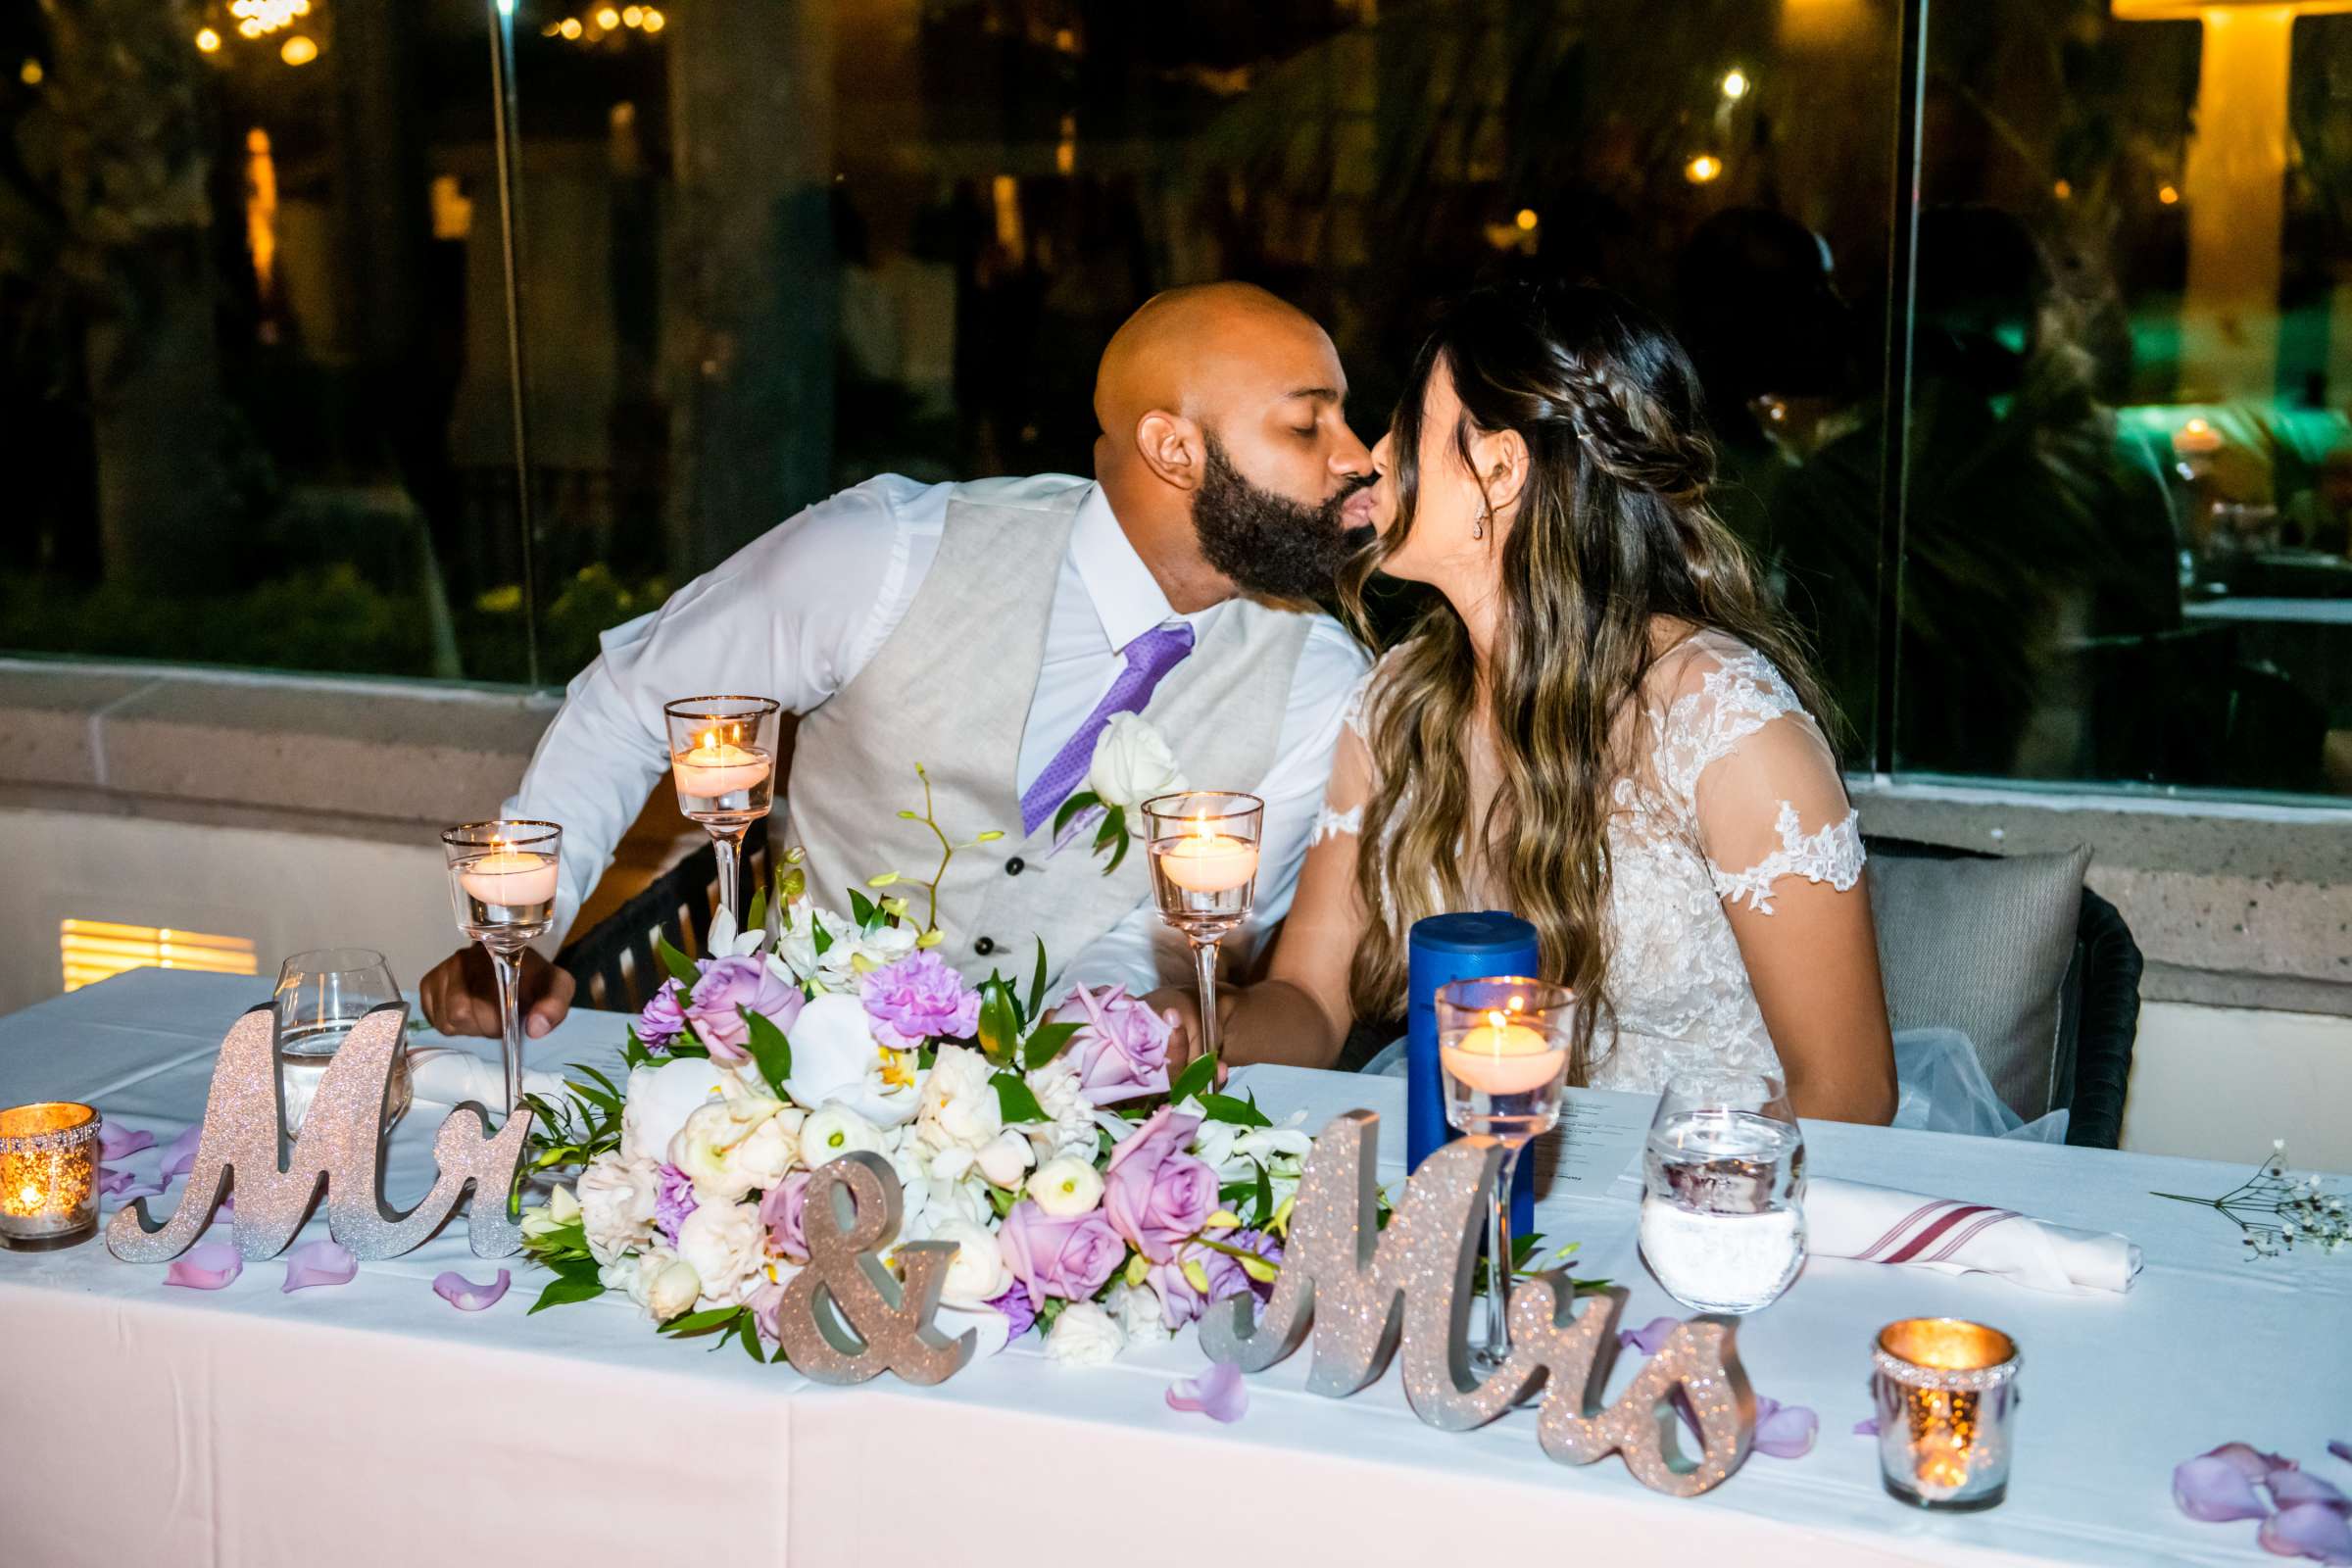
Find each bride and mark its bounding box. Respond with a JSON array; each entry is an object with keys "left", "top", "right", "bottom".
[{"left": 1195, "top": 277, "right": 1897, "bottom": 1123}]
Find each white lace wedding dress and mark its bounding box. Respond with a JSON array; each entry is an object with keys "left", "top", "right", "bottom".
[{"left": 1321, "top": 630, "right": 1866, "bottom": 1093}]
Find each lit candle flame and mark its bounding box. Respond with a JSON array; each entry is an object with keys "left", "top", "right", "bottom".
[
  {"left": 18, "top": 1183, "right": 40, "bottom": 1206},
  {"left": 1486, "top": 1008, "right": 1507, "bottom": 1032},
  {"left": 699, "top": 727, "right": 718, "bottom": 753},
  {"left": 1191, "top": 810, "right": 1211, "bottom": 843}
]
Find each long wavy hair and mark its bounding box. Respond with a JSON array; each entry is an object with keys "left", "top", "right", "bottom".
[{"left": 1340, "top": 279, "right": 1834, "bottom": 1076}]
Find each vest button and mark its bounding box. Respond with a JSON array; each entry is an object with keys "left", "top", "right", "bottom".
[
  {"left": 974, "top": 936, "right": 997, "bottom": 956},
  {"left": 1004, "top": 857, "right": 1026, "bottom": 876}
]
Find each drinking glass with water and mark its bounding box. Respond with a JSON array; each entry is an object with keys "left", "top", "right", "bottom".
[
  {"left": 273, "top": 948, "right": 409, "bottom": 1131},
  {"left": 1639, "top": 1069, "right": 1806, "bottom": 1314}
]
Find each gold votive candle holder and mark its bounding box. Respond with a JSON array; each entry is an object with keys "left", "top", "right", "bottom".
[
  {"left": 1873, "top": 1318, "right": 2022, "bottom": 1511},
  {"left": 0, "top": 1102, "right": 103, "bottom": 1250}
]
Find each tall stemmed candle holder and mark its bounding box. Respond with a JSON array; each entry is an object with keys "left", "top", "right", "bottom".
[
  {"left": 664, "top": 696, "right": 782, "bottom": 926},
  {"left": 441, "top": 819, "right": 563, "bottom": 1118},
  {"left": 1141, "top": 791, "right": 1263, "bottom": 1067},
  {"left": 1435, "top": 976, "right": 1576, "bottom": 1375}
]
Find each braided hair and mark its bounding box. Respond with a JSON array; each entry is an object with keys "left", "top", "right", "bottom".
[{"left": 1337, "top": 277, "right": 1834, "bottom": 1071}]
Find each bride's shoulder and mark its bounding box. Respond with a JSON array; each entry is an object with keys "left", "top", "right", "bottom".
[{"left": 1644, "top": 627, "right": 1805, "bottom": 722}]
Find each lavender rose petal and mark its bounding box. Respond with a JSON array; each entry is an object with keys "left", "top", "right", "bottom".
[
  {"left": 2175, "top": 1454, "right": 2274, "bottom": 1522},
  {"left": 1754, "top": 1397, "right": 1820, "bottom": 1459},
  {"left": 432, "top": 1269, "right": 512, "bottom": 1311},
  {"left": 1166, "top": 1360, "right": 1250, "bottom": 1424},
  {"left": 164, "top": 1242, "right": 243, "bottom": 1290},
  {"left": 281, "top": 1238, "right": 359, "bottom": 1293},
  {"left": 158, "top": 1124, "right": 202, "bottom": 1181},
  {"left": 1619, "top": 1316, "right": 1679, "bottom": 1355},
  {"left": 2331, "top": 1441, "right": 2352, "bottom": 1468},
  {"left": 100, "top": 1125, "right": 156, "bottom": 1161},
  {"left": 2259, "top": 1503, "right": 2352, "bottom": 1565},
  {"left": 2272, "top": 1471, "right": 2352, "bottom": 1513},
  {"left": 1853, "top": 1417, "right": 1880, "bottom": 1437}
]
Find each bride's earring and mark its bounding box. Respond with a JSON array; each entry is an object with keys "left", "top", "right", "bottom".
[{"left": 1473, "top": 502, "right": 1490, "bottom": 541}]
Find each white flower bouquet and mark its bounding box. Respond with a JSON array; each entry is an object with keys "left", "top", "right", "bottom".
[{"left": 518, "top": 774, "right": 1309, "bottom": 1364}]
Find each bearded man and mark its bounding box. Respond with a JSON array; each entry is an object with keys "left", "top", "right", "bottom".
[{"left": 421, "top": 282, "right": 1376, "bottom": 1041}]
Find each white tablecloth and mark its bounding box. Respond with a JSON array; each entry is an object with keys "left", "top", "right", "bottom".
[{"left": 1, "top": 969, "right": 2342, "bottom": 1567}]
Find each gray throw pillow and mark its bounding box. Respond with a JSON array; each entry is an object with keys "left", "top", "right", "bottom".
[{"left": 1865, "top": 845, "right": 2090, "bottom": 1121}]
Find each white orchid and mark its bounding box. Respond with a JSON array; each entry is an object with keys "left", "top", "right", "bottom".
[{"left": 782, "top": 992, "right": 920, "bottom": 1127}]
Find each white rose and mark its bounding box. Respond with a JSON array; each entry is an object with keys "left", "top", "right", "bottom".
[
  {"left": 520, "top": 1183, "right": 582, "bottom": 1240},
  {"left": 973, "top": 1129, "right": 1036, "bottom": 1190},
  {"left": 1027, "top": 1155, "right": 1104, "bottom": 1218},
  {"left": 674, "top": 1200, "right": 767, "bottom": 1307},
  {"left": 1104, "top": 1280, "right": 1173, "bottom": 1345},
  {"left": 620, "top": 1055, "right": 733, "bottom": 1165},
  {"left": 783, "top": 992, "right": 918, "bottom": 1127},
  {"left": 925, "top": 1216, "right": 1013, "bottom": 1307},
  {"left": 802, "top": 1102, "right": 885, "bottom": 1163},
  {"left": 1045, "top": 1301, "right": 1125, "bottom": 1366},
  {"left": 670, "top": 1096, "right": 794, "bottom": 1202},
  {"left": 1086, "top": 713, "right": 1186, "bottom": 809},
  {"left": 644, "top": 1254, "right": 703, "bottom": 1322},
  {"left": 916, "top": 1044, "right": 1004, "bottom": 1155},
  {"left": 576, "top": 1153, "right": 662, "bottom": 1263}
]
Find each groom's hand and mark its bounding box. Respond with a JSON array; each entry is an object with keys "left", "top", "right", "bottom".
[{"left": 418, "top": 946, "right": 576, "bottom": 1040}]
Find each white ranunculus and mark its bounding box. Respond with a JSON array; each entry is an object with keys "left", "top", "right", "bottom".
[
  {"left": 644, "top": 1253, "right": 703, "bottom": 1322},
  {"left": 1104, "top": 1280, "right": 1173, "bottom": 1345},
  {"left": 520, "top": 1183, "right": 582, "bottom": 1240},
  {"left": 916, "top": 1044, "right": 1004, "bottom": 1155},
  {"left": 801, "top": 1102, "right": 885, "bottom": 1163},
  {"left": 1045, "top": 1301, "right": 1125, "bottom": 1366},
  {"left": 576, "top": 1153, "right": 662, "bottom": 1264},
  {"left": 783, "top": 992, "right": 919, "bottom": 1127},
  {"left": 620, "top": 1055, "right": 733, "bottom": 1165},
  {"left": 671, "top": 1095, "right": 786, "bottom": 1203},
  {"left": 675, "top": 1199, "right": 767, "bottom": 1307},
  {"left": 1086, "top": 713, "right": 1186, "bottom": 809},
  {"left": 730, "top": 1106, "right": 804, "bottom": 1190},
  {"left": 926, "top": 1216, "right": 1014, "bottom": 1307},
  {"left": 1022, "top": 1057, "right": 1102, "bottom": 1163},
  {"left": 1027, "top": 1155, "right": 1104, "bottom": 1218},
  {"left": 973, "top": 1129, "right": 1036, "bottom": 1190}
]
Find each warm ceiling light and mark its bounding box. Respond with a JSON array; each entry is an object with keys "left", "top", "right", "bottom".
[
  {"left": 280, "top": 34, "right": 318, "bottom": 65},
  {"left": 596, "top": 6, "right": 621, "bottom": 27},
  {"left": 1514, "top": 208, "right": 1539, "bottom": 230},
  {"left": 640, "top": 8, "right": 663, "bottom": 32},
  {"left": 560, "top": 16, "right": 583, "bottom": 38},
  {"left": 622, "top": 4, "right": 643, "bottom": 24},
  {"left": 2053, "top": 178, "right": 2073, "bottom": 199},
  {"left": 1686, "top": 154, "right": 1723, "bottom": 183},
  {"left": 1721, "top": 69, "right": 1749, "bottom": 99},
  {"left": 2158, "top": 183, "right": 2180, "bottom": 205},
  {"left": 195, "top": 26, "right": 222, "bottom": 51}
]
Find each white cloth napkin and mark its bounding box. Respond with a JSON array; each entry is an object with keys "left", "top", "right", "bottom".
[
  {"left": 405, "top": 1046, "right": 567, "bottom": 1109},
  {"left": 1807, "top": 1176, "right": 2142, "bottom": 1295}
]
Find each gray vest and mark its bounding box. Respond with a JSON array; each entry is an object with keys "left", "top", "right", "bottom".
[{"left": 785, "top": 478, "right": 1313, "bottom": 989}]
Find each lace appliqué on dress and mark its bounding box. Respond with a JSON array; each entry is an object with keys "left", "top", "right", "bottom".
[
  {"left": 1708, "top": 803, "right": 1865, "bottom": 914},
  {"left": 1311, "top": 804, "right": 1363, "bottom": 844}
]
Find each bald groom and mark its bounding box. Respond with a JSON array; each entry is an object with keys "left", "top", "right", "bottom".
[{"left": 421, "top": 283, "right": 1376, "bottom": 1061}]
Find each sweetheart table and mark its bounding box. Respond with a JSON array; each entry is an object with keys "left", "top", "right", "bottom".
[{"left": 0, "top": 968, "right": 2341, "bottom": 1567}]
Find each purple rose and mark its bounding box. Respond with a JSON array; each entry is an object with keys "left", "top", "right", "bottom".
[
  {"left": 996, "top": 1200, "right": 1125, "bottom": 1309},
  {"left": 748, "top": 1278, "right": 788, "bottom": 1348},
  {"left": 637, "top": 981, "right": 687, "bottom": 1052},
  {"left": 653, "top": 1162, "right": 698, "bottom": 1247},
  {"left": 859, "top": 950, "right": 982, "bottom": 1051},
  {"left": 1063, "top": 984, "right": 1172, "bottom": 1105},
  {"left": 759, "top": 1169, "right": 812, "bottom": 1261},
  {"left": 1149, "top": 1229, "right": 1282, "bottom": 1330},
  {"left": 985, "top": 1285, "right": 1039, "bottom": 1341},
  {"left": 1102, "top": 1106, "right": 1215, "bottom": 1263},
  {"left": 685, "top": 956, "right": 806, "bottom": 1064}
]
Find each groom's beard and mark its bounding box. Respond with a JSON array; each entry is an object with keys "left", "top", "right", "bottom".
[{"left": 1194, "top": 435, "right": 1376, "bottom": 602}]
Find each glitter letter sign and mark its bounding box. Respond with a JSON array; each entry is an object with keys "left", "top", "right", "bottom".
[
  {"left": 107, "top": 1003, "right": 531, "bottom": 1263},
  {"left": 1200, "top": 1109, "right": 1755, "bottom": 1496}
]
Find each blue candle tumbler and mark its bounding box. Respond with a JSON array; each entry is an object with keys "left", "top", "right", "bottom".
[{"left": 1407, "top": 911, "right": 1540, "bottom": 1236}]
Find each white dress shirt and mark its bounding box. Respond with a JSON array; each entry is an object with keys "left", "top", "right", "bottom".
[{"left": 507, "top": 473, "right": 1368, "bottom": 996}]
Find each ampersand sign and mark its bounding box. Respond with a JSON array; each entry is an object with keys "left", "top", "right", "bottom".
[{"left": 767, "top": 1152, "right": 976, "bottom": 1385}]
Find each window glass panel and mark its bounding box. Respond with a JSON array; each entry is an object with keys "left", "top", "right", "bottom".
[
  {"left": 1, "top": 2, "right": 536, "bottom": 684},
  {"left": 512, "top": 0, "right": 1898, "bottom": 765},
  {"left": 1902, "top": 0, "right": 2352, "bottom": 797}
]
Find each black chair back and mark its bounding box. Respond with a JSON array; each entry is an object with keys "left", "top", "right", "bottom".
[{"left": 557, "top": 821, "right": 772, "bottom": 1015}]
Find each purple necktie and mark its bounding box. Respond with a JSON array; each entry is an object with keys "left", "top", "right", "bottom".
[{"left": 1019, "top": 621, "right": 1196, "bottom": 836}]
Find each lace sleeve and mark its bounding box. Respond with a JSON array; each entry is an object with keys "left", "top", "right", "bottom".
[
  {"left": 1660, "top": 640, "right": 1865, "bottom": 915},
  {"left": 1312, "top": 664, "right": 1381, "bottom": 845}
]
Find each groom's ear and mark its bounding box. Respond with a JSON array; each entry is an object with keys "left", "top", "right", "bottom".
[{"left": 1134, "top": 411, "right": 1205, "bottom": 492}]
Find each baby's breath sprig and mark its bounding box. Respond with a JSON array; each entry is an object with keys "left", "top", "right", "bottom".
[{"left": 2152, "top": 1141, "right": 2349, "bottom": 1259}]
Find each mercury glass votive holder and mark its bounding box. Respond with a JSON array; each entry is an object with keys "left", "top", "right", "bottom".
[
  {"left": 1873, "top": 1318, "right": 2023, "bottom": 1511},
  {"left": 0, "top": 1102, "right": 103, "bottom": 1250}
]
